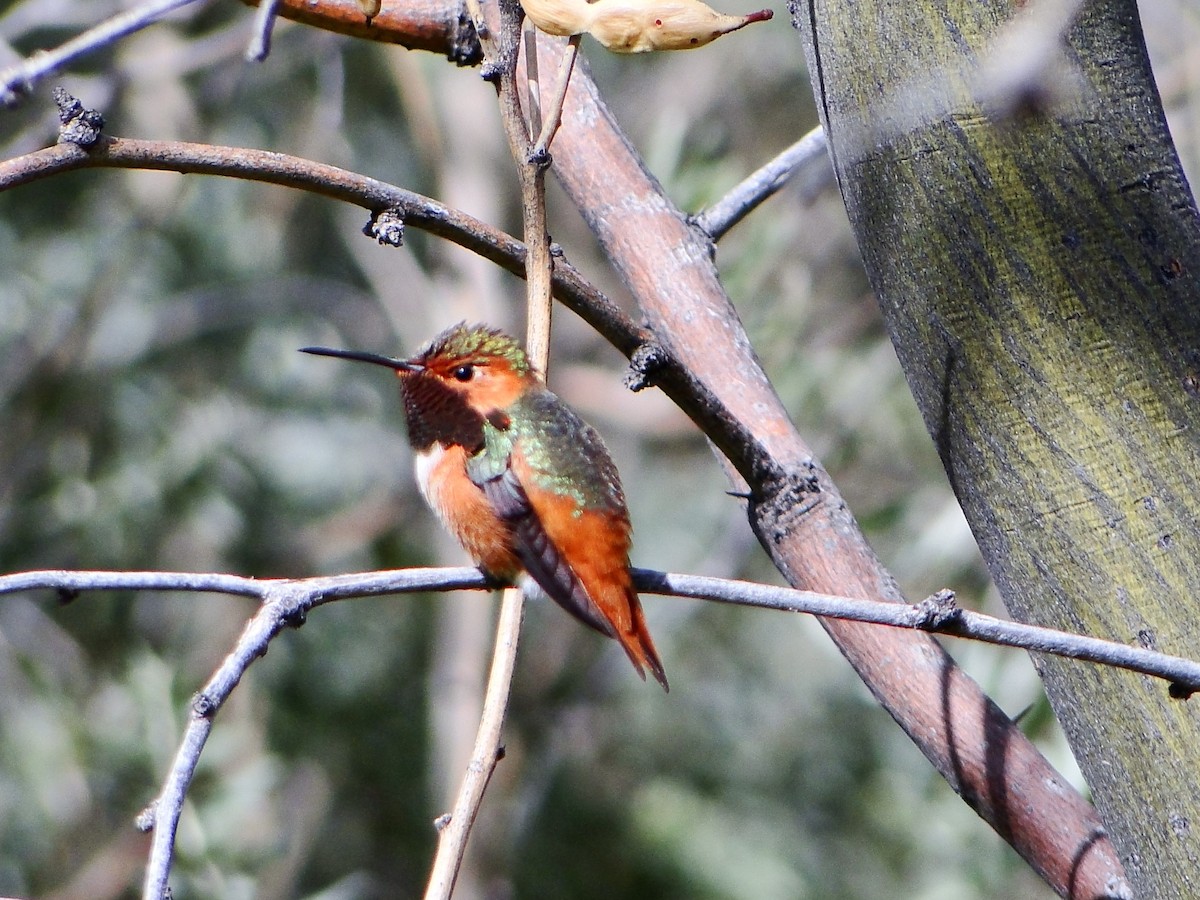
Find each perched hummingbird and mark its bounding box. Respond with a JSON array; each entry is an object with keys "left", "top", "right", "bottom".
[{"left": 302, "top": 324, "right": 668, "bottom": 690}]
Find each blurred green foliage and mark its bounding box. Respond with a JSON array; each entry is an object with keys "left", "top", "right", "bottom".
[{"left": 1, "top": 0, "right": 1196, "bottom": 897}]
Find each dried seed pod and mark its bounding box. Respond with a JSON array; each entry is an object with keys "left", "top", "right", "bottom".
[{"left": 521, "top": 0, "right": 772, "bottom": 52}]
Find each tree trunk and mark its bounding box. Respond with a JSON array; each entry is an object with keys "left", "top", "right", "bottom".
[{"left": 791, "top": 0, "right": 1200, "bottom": 893}]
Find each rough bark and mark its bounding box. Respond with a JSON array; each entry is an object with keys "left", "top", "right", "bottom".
[
  {"left": 241, "top": 0, "right": 481, "bottom": 63},
  {"left": 791, "top": 0, "right": 1200, "bottom": 894}
]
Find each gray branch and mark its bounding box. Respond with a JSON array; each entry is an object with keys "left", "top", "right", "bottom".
[
  {"left": 0, "top": 0, "right": 205, "bottom": 106},
  {"left": 693, "top": 125, "right": 830, "bottom": 241}
]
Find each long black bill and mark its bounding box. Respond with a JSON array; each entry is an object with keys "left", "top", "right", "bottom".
[{"left": 300, "top": 346, "right": 423, "bottom": 372}]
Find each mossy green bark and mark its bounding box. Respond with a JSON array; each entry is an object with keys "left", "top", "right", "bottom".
[{"left": 793, "top": 0, "right": 1200, "bottom": 893}]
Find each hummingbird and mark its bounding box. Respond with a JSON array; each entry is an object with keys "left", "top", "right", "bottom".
[{"left": 302, "top": 323, "right": 668, "bottom": 690}]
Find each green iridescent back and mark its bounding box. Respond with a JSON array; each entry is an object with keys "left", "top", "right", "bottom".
[{"left": 479, "top": 388, "right": 626, "bottom": 516}]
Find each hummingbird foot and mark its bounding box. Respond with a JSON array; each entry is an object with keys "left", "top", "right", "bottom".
[{"left": 477, "top": 567, "right": 513, "bottom": 592}]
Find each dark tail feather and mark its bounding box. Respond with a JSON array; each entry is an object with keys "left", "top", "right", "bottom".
[{"left": 621, "top": 599, "right": 669, "bottom": 692}]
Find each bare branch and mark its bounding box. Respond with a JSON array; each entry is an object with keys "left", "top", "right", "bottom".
[
  {"left": 632, "top": 570, "right": 1200, "bottom": 694},
  {"left": 0, "top": 569, "right": 267, "bottom": 598},
  {"left": 237, "top": 0, "right": 482, "bottom": 63},
  {"left": 246, "top": 0, "right": 284, "bottom": 61},
  {"left": 0, "top": 134, "right": 609, "bottom": 327},
  {"left": 6, "top": 565, "right": 1199, "bottom": 696},
  {"left": 424, "top": 585, "right": 523, "bottom": 900},
  {"left": 693, "top": 124, "right": 830, "bottom": 241},
  {"left": 0, "top": 0, "right": 204, "bottom": 106}
]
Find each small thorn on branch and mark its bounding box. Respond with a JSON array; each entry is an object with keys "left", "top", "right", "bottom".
[
  {"left": 135, "top": 804, "right": 157, "bottom": 833},
  {"left": 280, "top": 605, "right": 307, "bottom": 628},
  {"left": 56, "top": 586, "right": 81, "bottom": 605},
  {"left": 357, "top": 0, "right": 382, "bottom": 25},
  {"left": 915, "top": 589, "right": 961, "bottom": 630},
  {"left": 53, "top": 87, "right": 105, "bottom": 148},
  {"left": 191, "top": 692, "right": 218, "bottom": 719},
  {"left": 625, "top": 340, "right": 669, "bottom": 392},
  {"left": 433, "top": 813, "right": 452, "bottom": 831},
  {"left": 1168, "top": 681, "right": 1196, "bottom": 700},
  {"left": 480, "top": 60, "right": 503, "bottom": 83},
  {"left": 364, "top": 207, "right": 405, "bottom": 247}
]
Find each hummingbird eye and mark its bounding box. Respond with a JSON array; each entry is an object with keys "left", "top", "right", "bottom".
[{"left": 451, "top": 364, "right": 475, "bottom": 382}]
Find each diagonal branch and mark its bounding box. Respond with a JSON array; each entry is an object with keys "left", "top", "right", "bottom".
[
  {"left": 692, "top": 124, "right": 830, "bottom": 241},
  {"left": 125, "top": 568, "right": 488, "bottom": 900},
  {"left": 422, "top": 583, "right": 523, "bottom": 899}
]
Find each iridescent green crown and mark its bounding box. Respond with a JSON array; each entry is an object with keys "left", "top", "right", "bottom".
[{"left": 419, "top": 323, "right": 532, "bottom": 375}]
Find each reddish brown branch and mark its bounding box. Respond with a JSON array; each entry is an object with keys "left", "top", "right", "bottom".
[{"left": 239, "top": 0, "right": 482, "bottom": 63}]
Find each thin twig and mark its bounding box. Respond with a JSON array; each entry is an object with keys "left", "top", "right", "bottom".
[
  {"left": 494, "top": 20, "right": 555, "bottom": 373},
  {"left": 0, "top": 0, "right": 204, "bottom": 106},
  {"left": 246, "top": 0, "right": 284, "bottom": 61},
  {"left": 523, "top": 24, "right": 543, "bottom": 144},
  {"left": 427, "top": 0, "right": 557, "bottom": 888},
  {"left": 5, "top": 566, "right": 1200, "bottom": 694},
  {"left": 423, "top": 585, "right": 523, "bottom": 899},
  {"left": 692, "top": 125, "right": 829, "bottom": 241},
  {"left": 421, "top": 0, "right": 552, "bottom": 893},
  {"left": 516, "top": 165, "right": 554, "bottom": 369},
  {"left": 141, "top": 593, "right": 286, "bottom": 899},
  {"left": 529, "top": 34, "right": 579, "bottom": 162},
  {"left": 0, "top": 135, "right": 629, "bottom": 343},
  {"left": 630, "top": 570, "right": 1200, "bottom": 692}
]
